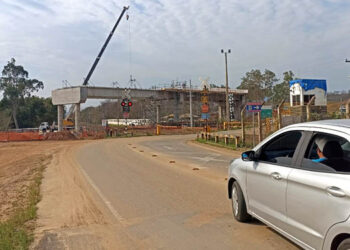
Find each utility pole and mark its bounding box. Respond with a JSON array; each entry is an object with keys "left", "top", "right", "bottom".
[
  {"left": 346, "top": 59, "right": 350, "bottom": 118},
  {"left": 189, "top": 80, "right": 193, "bottom": 127},
  {"left": 221, "top": 49, "right": 231, "bottom": 122}
]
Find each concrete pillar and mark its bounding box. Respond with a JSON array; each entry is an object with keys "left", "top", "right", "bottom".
[
  {"left": 174, "top": 93, "right": 180, "bottom": 122},
  {"left": 75, "top": 103, "right": 80, "bottom": 132},
  {"left": 218, "top": 106, "right": 222, "bottom": 121},
  {"left": 156, "top": 105, "right": 160, "bottom": 124},
  {"left": 189, "top": 81, "right": 193, "bottom": 127},
  {"left": 234, "top": 136, "right": 239, "bottom": 147},
  {"left": 300, "top": 89, "right": 304, "bottom": 106},
  {"left": 57, "top": 105, "right": 63, "bottom": 132},
  {"left": 224, "top": 135, "right": 228, "bottom": 145},
  {"left": 180, "top": 92, "right": 185, "bottom": 103}
]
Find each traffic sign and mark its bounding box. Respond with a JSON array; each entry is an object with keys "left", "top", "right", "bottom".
[
  {"left": 246, "top": 102, "right": 262, "bottom": 112},
  {"left": 201, "top": 113, "right": 210, "bottom": 120},
  {"left": 201, "top": 104, "right": 209, "bottom": 113},
  {"left": 261, "top": 105, "right": 272, "bottom": 119},
  {"left": 201, "top": 96, "right": 209, "bottom": 103}
]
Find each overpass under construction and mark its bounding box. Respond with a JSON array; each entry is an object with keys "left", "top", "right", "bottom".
[{"left": 52, "top": 86, "right": 248, "bottom": 132}]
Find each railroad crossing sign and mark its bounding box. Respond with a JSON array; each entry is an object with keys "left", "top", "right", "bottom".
[{"left": 246, "top": 102, "right": 262, "bottom": 112}]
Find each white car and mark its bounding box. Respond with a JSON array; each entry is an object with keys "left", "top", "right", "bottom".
[{"left": 228, "top": 120, "right": 350, "bottom": 250}]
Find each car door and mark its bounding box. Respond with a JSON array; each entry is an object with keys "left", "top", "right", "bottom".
[
  {"left": 246, "top": 130, "right": 304, "bottom": 231},
  {"left": 286, "top": 131, "right": 350, "bottom": 250}
]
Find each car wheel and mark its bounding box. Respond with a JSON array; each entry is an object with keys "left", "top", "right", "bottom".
[
  {"left": 231, "top": 181, "right": 251, "bottom": 222},
  {"left": 338, "top": 238, "right": 350, "bottom": 250}
]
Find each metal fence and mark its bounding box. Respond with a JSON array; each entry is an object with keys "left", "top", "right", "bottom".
[{"left": 240, "top": 100, "right": 350, "bottom": 147}]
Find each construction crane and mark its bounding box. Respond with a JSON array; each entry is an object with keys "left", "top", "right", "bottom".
[{"left": 64, "top": 6, "right": 130, "bottom": 124}]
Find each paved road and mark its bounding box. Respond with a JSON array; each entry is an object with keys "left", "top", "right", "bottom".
[
  {"left": 139, "top": 134, "right": 235, "bottom": 176},
  {"left": 75, "top": 135, "right": 297, "bottom": 249}
]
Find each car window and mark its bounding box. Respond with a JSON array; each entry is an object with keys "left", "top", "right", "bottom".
[
  {"left": 302, "top": 133, "right": 350, "bottom": 173},
  {"left": 258, "top": 131, "right": 302, "bottom": 165}
]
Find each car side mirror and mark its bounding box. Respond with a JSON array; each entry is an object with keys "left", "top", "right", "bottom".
[{"left": 242, "top": 150, "right": 256, "bottom": 161}]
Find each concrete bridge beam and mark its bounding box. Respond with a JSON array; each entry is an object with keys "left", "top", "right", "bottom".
[{"left": 51, "top": 86, "right": 248, "bottom": 124}]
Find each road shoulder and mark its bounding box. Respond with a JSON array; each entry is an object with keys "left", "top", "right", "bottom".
[{"left": 32, "top": 141, "right": 135, "bottom": 250}]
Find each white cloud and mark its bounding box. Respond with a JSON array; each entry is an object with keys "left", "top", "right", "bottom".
[{"left": 1, "top": 0, "right": 350, "bottom": 99}]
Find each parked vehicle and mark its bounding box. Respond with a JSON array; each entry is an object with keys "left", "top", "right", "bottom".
[
  {"left": 39, "top": 122, "right": 50, "bottom": 133},
  {"left": 228, "top": 119, "right": 350, "bottom": 250}
]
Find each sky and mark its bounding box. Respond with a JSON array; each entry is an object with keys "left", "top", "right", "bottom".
[{"left": 1, "top": 0, "right": 350, "bottom": 101}]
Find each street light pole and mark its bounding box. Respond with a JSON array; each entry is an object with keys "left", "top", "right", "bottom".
[
  {"left": 221, "top": 49, "right": 231, "bottom": 121},
  {"left": 189, "top": 80, "right": 193, "bottom": 127}
]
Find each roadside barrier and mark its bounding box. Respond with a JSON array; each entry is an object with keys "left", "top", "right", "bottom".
[
  {"left": 0, "top": 131, "right": 44, "bottom": 142},
  {"left": 198, "top": 132, "right": 241, "bottom": 148},
  {"left": 0, "top": 130, "right": 91, "bottom": 142},
  {"left": 156, "top": 125, "right": 209, "bottom": 135}
]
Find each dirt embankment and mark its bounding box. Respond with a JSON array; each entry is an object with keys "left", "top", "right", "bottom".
[
  {"left": 31, "top": 141, "right": 129, "bottom": 250},
  {"left": 0, "top": 141, "right": 61, "bottom": 222},
  {"left": 0, "top": 140, "right": 115, "bottom": 249}
]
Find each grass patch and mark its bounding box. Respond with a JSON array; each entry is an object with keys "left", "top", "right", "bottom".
[
  {"left": 0, "top": 162, "right": 45, "bottom": 250},
  {"left": 195, "top": 138, "right": 252, "bottom": 151}
]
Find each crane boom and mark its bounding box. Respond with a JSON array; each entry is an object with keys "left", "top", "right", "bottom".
[
  {"left": 64, "top": 6, "right": 129, "bottom": 121},
  {"left": 83, "top": 5, "right": 129, "bottom": 85}
]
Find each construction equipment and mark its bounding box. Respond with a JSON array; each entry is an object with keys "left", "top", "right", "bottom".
[{"left": 64, "top": 6, "right": 130, "bottom": 124}]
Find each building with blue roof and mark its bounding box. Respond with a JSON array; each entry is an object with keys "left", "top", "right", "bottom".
[{"left": 289, "top": 79, "right": 327, "bottom": 107}]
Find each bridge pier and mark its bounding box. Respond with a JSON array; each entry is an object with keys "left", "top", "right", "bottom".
[
  {"left": 57, "top": 105, "right": 64, "bottom": 132},
  {"left": 218, "top": 106, "right": 222, "bottom": 121},
  {"left": 156, "top": 105, "right": 160, "bottom": 124},
  {"left": 75, "top": 103, "right": 80, "bottom": 132},
  {"left": 174, "top": 92, "right": 180, "bottom": 122}
]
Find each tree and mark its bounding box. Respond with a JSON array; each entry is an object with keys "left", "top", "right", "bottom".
[
  {"left": 237, "top": 69, "right": 278, "bottom": 101},
  {"left": 0, "top": 58, "right": 43, "bottom": 128},
  {"left": 262, "top": 69, "right": 278, "bottom": 98},
  {"left": 16, "top": 97, "right": 57, "bottom": 128},
  {"left": 273, "top": 71, "right": 295, "bottom": 104}
]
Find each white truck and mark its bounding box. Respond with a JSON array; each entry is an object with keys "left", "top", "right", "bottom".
[{"left": 39, "top": 122, "right": 50, "bottom": 133}]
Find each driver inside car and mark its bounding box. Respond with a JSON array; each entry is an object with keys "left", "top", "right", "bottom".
[{"left": 312, "top": 136, "right": 328, "bottom": 163}]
